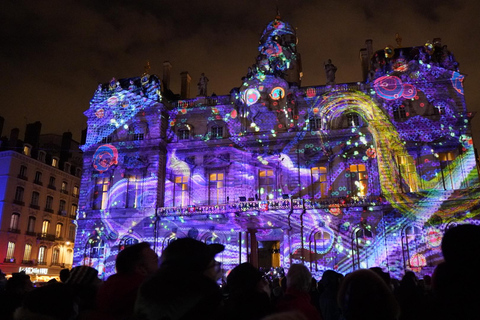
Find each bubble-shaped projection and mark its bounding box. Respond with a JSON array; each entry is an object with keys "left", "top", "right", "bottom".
[
  {"left": 270, "top": 87, "right": 285, "bottom": 100},
  {"left": 243, "top": 88, "right": 261, "bottom": 106},
  {"left": 373, "top": 76, "right": 404, "bottom": 100},
  {"left": 426, "top": 229, "right": 442, "bottom": 248},
  {"left": 451, "top": 71, "right": 464, "bottom": 95},
  {"left": 92, "top": 144, "right": 119, "bottom": 172},
  {"left": 95, "top": 109, "right": 105, "bottom": 118},
  {"left": 410, "top": 253, "right": 427, "bottom": 268},
  {"left": 402, "top": 83, "right": 417, "bottom": 99}
]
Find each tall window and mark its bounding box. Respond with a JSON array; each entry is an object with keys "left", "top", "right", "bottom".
[
  {"left": 93, "top": 177, "right": 110, "bottom": 210},
  {"left": 23, "top": 244, "right": 32, "bottom": 261},
  {"left": 314, "top": 230, "right": 332, "bottom": 254},
  {"left": 6, "top": 242, "right": 15, "bottom": 260},
  {"left": 259, "top": 169, "right": 275, "bottom": 200},
  {"left": 350, "top": 164, "right": 368, "bottom": 197},
  {"left": 209, "top": 172, "right": 225, "bottom": 205},
  {"left": 70, "top": 204, "right": 77, "bottom": 219},
  {"left": 311, "top": 166, "right": 328, "bottom": 198},
  {"left": 393, "top": 106, "right": 407, "bottom": 121},
  {"left": 14, "top": 186, "right": 24, "bottom": 204},
  {"left": 45, "top": 196, "right": 54, "bottom": 211},
  {"left": 38, "top": 246, "right": 46, "bottom": 264},
  {"left": 34, "top": 171, "right": 42, "bottom": 185},
  {"left": 439, "top": 152, "right": 455, "bottom": 190},
  {"left": 48, "top": 176, "right": 56, "bottom": 189},
  {"left": 42, "top": 220, "right": 50, "bottom": 235},
  {"left": 86, "top": 237, "right": 105, "bottom": 260},
  {"left": 55, "top": 223, "right": 63, "bottom": 239},
  {"left": 126, "top": 174, "right": 142, "bottom": 208},
  {"left": 51, "top": 247, "right": 60, "bottom": 265},
  {"left": 52, "top": 157, "right": 58, "bottom": 167},
  {"left": 31, "top": 191, "right": 40, "bottom": 208},
  {"left": 27, "top": 217, "right": 36, "bottom": 234},
  {"left": 19, "top": 165, "right": 27, "bottom": 179},
  {"left": 59, "top": 200, "right": 66, "bottom": 214},
  {"left": 9, "top": 213, "right": 20, "bottom": 232},
  {"left": 73, "top": 186, "right": 79, "bottom": 197},
  {"left": 68, "top": 225, "right": 76, "bottom": 241},
  {"left": 174, "top": 175, "right": 189, "bottom": 206},
  {"left": 61, "top": 181, "right": 68, "bottom": 194},
  {"left": 211, "top": 126, "right": 223, "bottom": 139},
  {"left": 398, "top": 155, "right": 418, "bottom": 192}
]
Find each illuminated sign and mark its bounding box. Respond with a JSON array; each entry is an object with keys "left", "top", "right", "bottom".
[{"left": 19, "top": 267, "right": 49, "bottom": 275}]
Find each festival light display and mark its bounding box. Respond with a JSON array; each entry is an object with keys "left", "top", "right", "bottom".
[{"left": 74, "top": 17, "right": 480, "bottom": 280}]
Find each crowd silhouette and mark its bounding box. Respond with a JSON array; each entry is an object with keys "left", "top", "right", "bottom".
[{"left": 0, "top": 223, "right": 478, "bottom": 320}]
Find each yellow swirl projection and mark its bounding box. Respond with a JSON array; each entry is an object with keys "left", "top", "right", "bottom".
[{"left": 312, "top": 91, "right": 480, "bottom": 222}]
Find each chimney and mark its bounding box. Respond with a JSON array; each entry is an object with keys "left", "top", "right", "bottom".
[
  {"left": 9, "top": 128, "right": 19, "bottom": 148},
  {"left": 359, "top": 48, "right": 368, "bottom": 81},
  {"left": 24, "top": 121, "right": 42, "bottom": 148},
  {"left": 163, "top": 61, "right": 172, "bottom": 91},
  {"left": 180, "top": 71, "right": 191, "bottom": 99},
  {"left": 60, "top": 131, "right": 73, "bottom": 168}
]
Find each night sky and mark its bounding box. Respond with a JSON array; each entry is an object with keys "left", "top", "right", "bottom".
[{"left": 1, "top": 0, "right": 480, "bottom": 144}]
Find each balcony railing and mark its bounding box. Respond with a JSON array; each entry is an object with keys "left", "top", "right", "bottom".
[
  {"left": 159, "top": 195, "right": 386, "bottom": 217},
  {"left": 37, "top": 233, "right": 56, "bottom": 241},
  {"left": 33, "top": 180, "right": 43, "bottom": 186},
  {"left": 60, "top": 190, "right": 69, "bottom": 195},
  {"left": 8, "top": 228, "right": 21, "bottom": 234},
  {"left": 37, "top": 261, "right": 46, "bottom": 266},
  {"left": 17, "top": 174, "right": 28, "bottom": 181},
  {"left": 25, "top": 231, "right": 36, "bottom": 236},
  {"left": 69, "top": 214, "right": 77, "bottom": 220},
  {"left": 44, "top": 208, "right": 54, "bottom": 213},
  {"left": 30, "top": 204, "right": 40, "bottom": 210},
  {"left": 47, "top": 184, "right": 56, "bottom": 190},
  {"left": 13, "top": 199, "right": 25, "bottom": 206},
  {"left": 22, "top": 260, "right": 35, "bottom": 265},
  {"left": 3, "top": 258, "right": 15, "bottom": 263}
]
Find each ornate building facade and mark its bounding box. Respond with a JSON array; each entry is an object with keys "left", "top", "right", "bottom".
[{"left": 74, "top": 17, "right": 480, "bottom": 279}]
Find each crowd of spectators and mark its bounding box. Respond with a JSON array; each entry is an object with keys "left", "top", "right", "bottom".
[{"left": 0, "top": 223, "right": 478, "bottom": 320}]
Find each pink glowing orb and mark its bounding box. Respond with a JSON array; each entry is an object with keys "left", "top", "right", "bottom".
[{"left": 244, "top": 88, "right": 260, "bottom": 106}]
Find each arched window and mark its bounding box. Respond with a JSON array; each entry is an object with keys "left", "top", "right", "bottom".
[
  {"left": 38, "top": 246, "right": 47, "bottom": 265},
  {"left": 55, "top": 223, "right": 63, "bottom": 239},
  {"left": 346, "top": 113, "right": 360, "bottom": 127},
  {"left": 173, "top": 175, "right": 189, "bottom": 207},
  {"left": 41, "top": 220, "right": 50, "bottom": 236},
  {"left": 14, "top": 186, "right": 24, "bottom": 204},
  {"left": 352, "top": 227, "right": 373, "bottom": 270},
  {"left": 85, "top": 237, "right": 106, "bottom": 262},
  {"left": 31, "top": 191, "right": 40, "bottom": 209},
  {"left": 51, "top": 247, "right": 60, "bottom": 265},
  {"left": 118, "top": 236, "right": 139, "bottom": 251},
  {"left": 27, "top": 217, "right": 36, "bottom": 235},
  {"left": 23, "top": 244, "right": 32, "bottom": 262},
  {"left": 259, "top": 169, "right": 275, "bottom": 200},
  {"left": 402, "top": 226, "right": 425, "bottom": 269},
  {"left": 9, "top": 213, "right": 20, "bottom": 232},
  {"left": 209, "top": 172, "right": 225, "bottom": 205},
  {"left": 350, "top": 164, "right": 368, "bottom": 197},
  {"left": 6, "top": 241, "right": 15, "bottom": 261},
  {"left": 311, "top": 166, "right": 327, "bottom": 198}
]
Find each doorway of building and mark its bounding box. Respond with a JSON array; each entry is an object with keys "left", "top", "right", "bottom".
[{"left": 258, "top": 240, "right": 280, "bottom": 269}]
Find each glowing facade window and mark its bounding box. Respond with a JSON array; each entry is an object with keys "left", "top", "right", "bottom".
[
  {"left": 55, "top": 223, "right": 63, "bottom": 238},
  {"left": 52, "top": 247, "right": 60, "bottom": 265},
  {"left": 310, "top": 117, "right": 322, "bottom": 131},
  {"left": 174, "top": 175, "right": 189, "bottom": 206},
  {"left": 23, "top": 244, "right": 32, "bottom": 261},
  {"left": 259, "top": 169, "right": 275, "bottom": 200},
  {"left": 127, "top": 174, "right": 143, "bottom": 208},
  {"left": 398, "top": 155, "right": 418, "bottom": 192},
  {"left": 38, "top": 246, "right": 46, "bottom": 264},
  {"left": 52, "top": 157, "right": 58, "bottom": 168},
  {"left": 23, "top": 144, "right": 31, "bottom": 156},
  {"left": 93, "top": 177, "right": 110, "bottom": 210},
  {"left": 314, "top": 230, "right": 331, "bottom": 253},
  {"left": 209, "top": 172, "right": 225, "bottom": 205},
  {"left": 41, "top": 220, "right": 50, "bottom": 235},
  {"left": 61, "top": 181, "right": 68, "bottom": 194},
  {"left": 311, "top": 166, "right": 328, "bottom": 198},
  {"left": 6, "top": 241, "right": 15, "bottom": 260},
  {"left": 350, "top": 164, "right": 368, "bottom": 197},
  {"left": 439, "top": 152, "right": 456, "bottom": 190},
  {"left": 73, "top": 186, "right": 80, "bottom": 197},
  {"left": 70, "top": 204, "right": 77, "bottom": 219}
]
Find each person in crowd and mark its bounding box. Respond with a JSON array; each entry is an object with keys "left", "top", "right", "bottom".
[
  {"left": 318, "top": 270, "right": 342, "bottom": 320},
  {"left": 337, "top": 269, "right": 399, "bottom": 320},
  {"left": 134, "top": 237, "right": 224, "bottom": 320},
  {"left": 13, "top": 282, "right": 78, "bottom": 320},
  {"left": 276, "top": 264, "right": 322, "bottom": 320},
  {"left": 220, "top": 262, "right": 274, "bottom": 320},
  {"left": 0, "top": 271, "right": 34, "bottom": 320},
  {"left": 65, "top": 265, "right": 102, "bottom": 320},
  {"left": 431, "top": 224, "right": 480, "bottom": 320},
  {"left": 94, "top": 242, "right": 158, "bottom": 319},
  {"left": 395, "top": 271, "right": 425, "bottom": 320},
  {"left": 262, "top": 311, "right": 308, "bottom": 320},
  {"left": 59, "top": 268, "right": 70, "bottom": 283}
]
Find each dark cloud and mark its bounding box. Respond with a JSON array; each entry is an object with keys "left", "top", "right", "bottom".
[{"left": 1, "top": 0, "right": 479, "bottom": 144}]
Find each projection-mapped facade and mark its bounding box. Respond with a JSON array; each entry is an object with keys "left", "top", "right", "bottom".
[{"left": 74, "top": 17, "right": 480, "bottom": 279}]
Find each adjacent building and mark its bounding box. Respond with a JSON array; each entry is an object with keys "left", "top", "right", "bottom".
[
  {"left": 74, "top": 16, "right": 480, "bottom": 279},
  {"left": 0, "top": 124, "right": 82, "bottom": 281}
]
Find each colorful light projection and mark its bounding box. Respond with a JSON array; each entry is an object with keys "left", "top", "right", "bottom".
[{"left": 92, "top": 144, "right": 118, "bottom": 172}]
